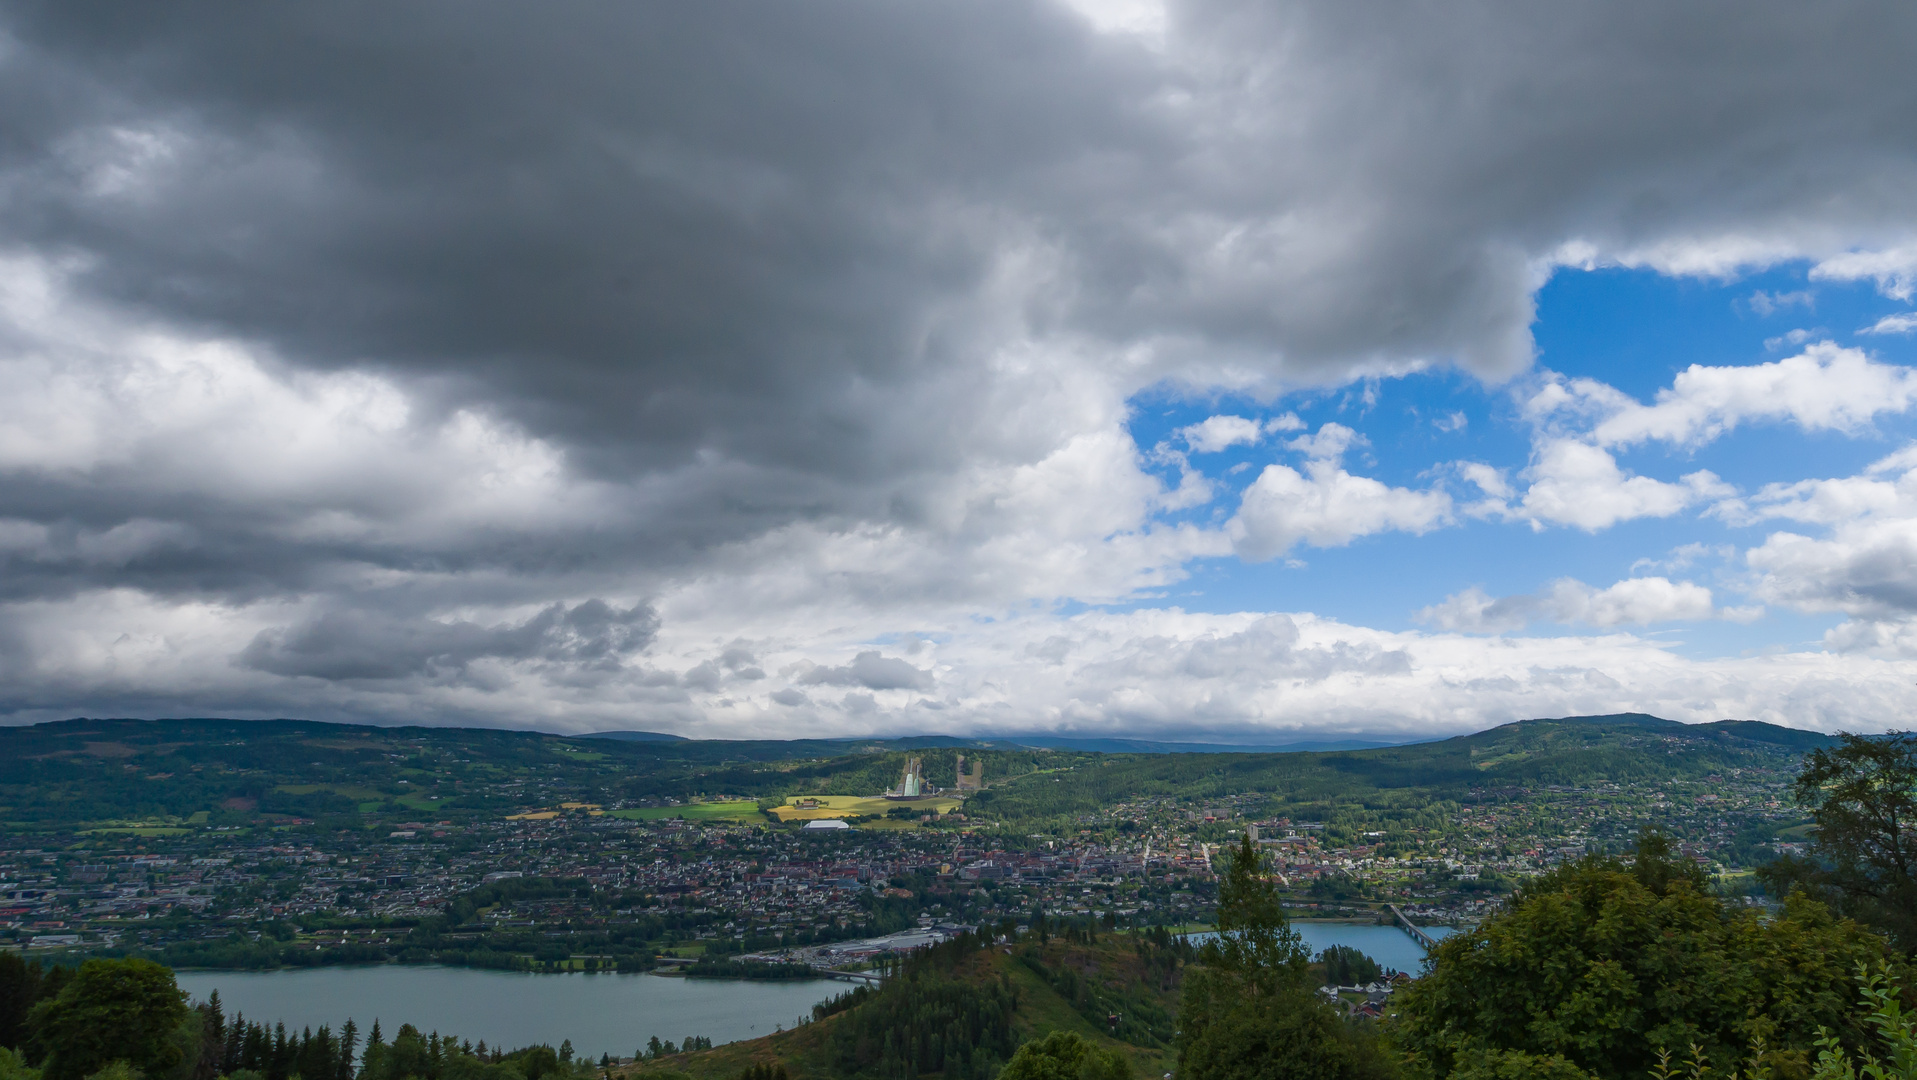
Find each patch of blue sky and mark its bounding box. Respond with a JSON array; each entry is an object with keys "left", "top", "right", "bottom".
[
  {"left": 1114, "top": 261, "right": 1917, "bottom": 654},
  {"left": 1544, "top": 264, "right": 1917, "bottom": 489}
]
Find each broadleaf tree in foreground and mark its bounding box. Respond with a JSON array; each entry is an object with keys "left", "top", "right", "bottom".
[
  {"left": 1395, "top": 830, "right": 1891, "bottom": 1080},
  {"left": 1762, "top": 733, "right": 1917, "bottom": 955}
]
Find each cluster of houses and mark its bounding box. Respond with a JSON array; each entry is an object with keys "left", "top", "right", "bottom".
[{"left": 1316, "top": 972, "right": 1413, "bottom": 1018}]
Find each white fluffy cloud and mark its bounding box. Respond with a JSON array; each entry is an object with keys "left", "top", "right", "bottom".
[
  {"left": 1813, "top": 246, "right": 1917, "bottom": 301},
  {"left": 1225, "top": 424, "right": 1450, "bottom": 560},
  {"left": 1863, "top": 314, "right": 1917, "bottom": 335},
  {"left": 15, "top": 588, "right": 1914, "bottom": 738},
  {"left": 1702, "top": 445, "right": 1917, "bottom": 657},
  {"left": 1178, "top": 415, "right": 1263, "bottom": 453},
  {"left": 1513, "top": 440, "right": 1730, "bottom": 531},
  {"left": 0, "top": 256, "right": 628, "bottom": 552},
  {"left": 1229, "top": 461, "right": 1450, "bottom": 560},
  {"left": 1587, "top": 344, "right": 1917, "bottom": 448},
  {"left": 1172, "top": 412, "right": 1304, "bottom": 454},
  {"left": 664, "top": 608, "right": 1915, "bottom": 739},
  {"left": 1490, "top": 344, "right": 1917, "bottom": 533},
  {"left": 1749, "top": 524, "right": 1917, "bottom": 621},
  {"left": 1419, "top": 576, "right": 1735, "bottom": 633}
]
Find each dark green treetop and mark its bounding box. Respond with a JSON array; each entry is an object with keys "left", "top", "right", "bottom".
[
  {"left": 1762, "top": 732, "right": 1917, "bottom": 954},
  {"left": 1396, "top": 829, "right": 1890, "bottom": 1080},
  {"left": 1177, "top": 834, "right": 1398, "bottom": 1080},
  {"left": 999, "top": 1031, "right": 1129, "bottom": 1080},
  {"left": 26, "top": 958, "right": 188, "bottom": 1080}
]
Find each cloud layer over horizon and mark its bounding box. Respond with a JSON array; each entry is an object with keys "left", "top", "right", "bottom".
[{"left": 4, "top": 0, "right": 1917, "bottom": 738}]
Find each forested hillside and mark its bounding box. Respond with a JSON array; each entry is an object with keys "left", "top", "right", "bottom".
[
  {"left": 965, "top": 713, "right": 1831, "bottom": 830},
  {"left": 621, "top": 926, "right": 1187, "bottom": 1080},
  {"left": 0, "top": 713, "right": 1829, "bottom": 835}
]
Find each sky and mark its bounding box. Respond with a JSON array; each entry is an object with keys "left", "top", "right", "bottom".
[{"left": 4, "top": 0, "right": 1917, "bottom": 741}]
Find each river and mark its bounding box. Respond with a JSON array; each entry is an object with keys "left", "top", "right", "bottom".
[
  {"left": 1183, "top": 920, "right": 1461, "bottom": 974},
  {"left": 175, "top": 924, "right": 1459, "bottom": 1057},
  {"left": 1291, "top": 921, "right": 1459, "bottom": 975},
  {"left": 174, "top": 967, "right": 843, "bottom": 1061}
]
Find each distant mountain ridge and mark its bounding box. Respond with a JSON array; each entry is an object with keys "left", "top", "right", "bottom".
[
  {"left": 0, "top": 712, "right": 1844, "bottom": 832},
  {"left": 1453, "top": 712, "right": 1838, "bottom": 752},
  {"left": 573, "top": 713, "right": 1835, "bottom": 756},
  {"left": 577, "top": 730, "right": 1408, "bottom": 753},
  {"left": 14, "top": 712, "right": 1840, "bottom": 755},
  {"left": 990, "top": 734, "right": 1411, "bottom": 753}
]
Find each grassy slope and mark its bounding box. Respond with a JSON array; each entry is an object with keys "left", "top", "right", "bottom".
[{"left": 619, "top": 938, "right": 1181, "bottom": 1080}]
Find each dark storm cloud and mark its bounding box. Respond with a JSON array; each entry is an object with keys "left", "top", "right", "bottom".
[
  {"left": 5, "top": 0, "right": 1912, "bottom": 501},
  {"left": 0, "top": 1, "right": 1149, "bottom": 477},
  {"left": 238, "top": 599, "right": 659, "bottom": 682},
  {"left": 2, "top": 0, "right": 1917, "bottom": 724}
]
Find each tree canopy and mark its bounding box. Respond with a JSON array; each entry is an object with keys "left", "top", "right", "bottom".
[
  {"left": 1762, "top": 732, "right": 1917, "bottom": 954},
  {"left": 998, "top": 1031, "right": 1129, "bottom": 1080},
  {"left": 1177, "top": 834, "right": 1398, "bottom": 1080},
  {"left": 26, "top": 958, "right": 188, "bottom": 1080},
  {"left": 1395, "top": 830, "right": 1891, "bottom": 1080}
]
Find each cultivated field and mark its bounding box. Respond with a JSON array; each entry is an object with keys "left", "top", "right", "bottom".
[{"left": 765, "top": 794, "right": 961, "bottom": 821}]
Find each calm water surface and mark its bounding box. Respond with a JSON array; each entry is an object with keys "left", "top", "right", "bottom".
[
  {"left": 175, "top": 967, "right": 842, "bottom": 1061},
  {"left": 1293, "top": 922, "right": 1458, "bottom": 974},
  {"left": 177, "top": 924, "right": 1457, "bottom": 1057},
  {"left": 1189, "top": 921, "right": 1460, "bottom": 974}
]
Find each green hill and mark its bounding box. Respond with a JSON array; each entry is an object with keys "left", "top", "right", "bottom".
[
  {"left": 619, "top": 932, "right": 1186, "bottom": 1080},
  {"left": 961, "top": 712, "right": 1833, "bottom": 829},
  {"left": 0, "top": 712, "right": 1833, "bottom": 834}
]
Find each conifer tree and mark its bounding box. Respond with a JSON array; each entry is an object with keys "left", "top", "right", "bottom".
[{"left": 1176, "top": 835, "right": 1393, "bottom": 1080}]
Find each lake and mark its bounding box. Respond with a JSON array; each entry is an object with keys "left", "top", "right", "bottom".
[
  {"left": 1292, "top": 921, "right": 1459, "bottom": 975},
  {"left": 1187, "top": 921, "right": 1461, "bottom": 975},
  {"left": 174, "top": 967, "right": 843, "bottom": 1061},
  {"left": 176, "top": 924, "right": 1459, "bottom": 1057}
]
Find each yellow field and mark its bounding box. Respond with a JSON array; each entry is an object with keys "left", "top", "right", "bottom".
[
  {"left": 766, "top": 794, "right": 961, "bottom": 822},
  {"left": 506, "top": 801, "right": 606, "bottom": 821}
]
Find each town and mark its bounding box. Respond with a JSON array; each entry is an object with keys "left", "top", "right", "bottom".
[{"left": 0, "top": 736, "right": 1803, "bottom": 973}]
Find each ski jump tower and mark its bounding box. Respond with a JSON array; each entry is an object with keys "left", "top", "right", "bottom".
[{"left": 885, "top": 757, "right": 927, "bottom": 799}]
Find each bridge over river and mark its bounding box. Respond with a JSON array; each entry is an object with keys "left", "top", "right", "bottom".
[{"left": 1386, "top": 904, "right": 1438, "bottom": 949}]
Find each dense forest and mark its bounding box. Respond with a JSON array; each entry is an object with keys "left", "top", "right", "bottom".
[{"left": 816, "top": 931, "right": 1020, "bottom": 1080}]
